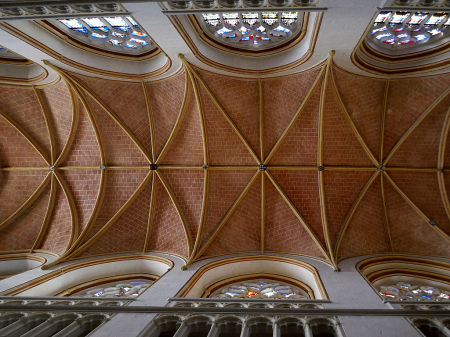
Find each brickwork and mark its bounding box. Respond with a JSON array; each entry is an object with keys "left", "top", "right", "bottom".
[
  {"left": 162, "top": 170, "right": 204, "bottom": 241},
  {"left": 0, "top": 112, "right": 48, "bottom": 167},
  {"left": 85, "top": 94, "right": 148, "bottom": 166},
  {"left": 333, "top": 69, "right": 385, "bottom": 160},
  {"left": 384, "top": 73, "right": 450, "bottom": 159},
  {"left": 268, "top": 85, "right": 320, "bottom": 166},
  {"left": 203, "top": 175, "right": 261, "bottom": 256},
  {"left": 147, "top": 175, "right": 189, "bottom": 257},
  {"left": 84, "top": 169, "right": 148, "bottom": 241},
  {"left": 269, "top": 170, "right": 325, "bottom": 246},
  {"left": 161, "top": 90, "right": 204, "bottom": 165},
  {"left": 200, "top": 84, "right": 257, "bottom": 166},
  {"left": 0, "top": 86, "right": 51, "bottom": 159},
  {"left": 79, "top": 175, "right": 152, "bottom": 257},
  {"left": 201, "top": 170, "right": 256, "bottom": 244},
  {"left": 337, "top": 176, "right": 391, "bottom": 259},
  {"left": 147, "top": 72, "right": 186, "bottom": 159},
  {"left": 388, "top": 94, "right": 450, "bottom": 167},
  {"left": 75, "top": 75, "right": 152, "bottom": 159},
  {"left": 198, "top": 70, "right": 260, "bottom": 157},
  {"left": 445, "top": 131, "right": 450, "bottom": 168},
  {"left": 40, "top": 82, "right": 73, "bottom": 158},
  {"left": 40, "top": 182, "right": 72, "bottom": 254},
  {"left": 388, "top": 171, "right": 450, "bottom": 234},
  {"left": 60, "top": 170, "right": 101, "bottom": 232},
  {"left": 323, "top": 84, "right": 374, "bottom": 166},
  {"left": 384, "top": 178, "right": 450, "bottom": 257},
  {"left": 323, "top": 170, "right": 374, "bottom": 248},
  {"left": 262, "top": 68, "right": 322, "bottom": 159},
  {"left": 264, "top": 176, "right": 325, "bottom": 258},
  {"left": 0, "top": 170, "right": 48, "bottom": 224},
  {"left": 0, "top": 183, "right": 51, "bottom": 252},
  {"left": 62, "top": 99, "right": 101, "bottom": 167}
]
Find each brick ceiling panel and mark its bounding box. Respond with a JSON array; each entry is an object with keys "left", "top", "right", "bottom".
[
  {"left": 388, "top": 94, "right": 450, "bottom": 168},
  {"left": 445, "top": 130, "right": 450, "bottom": 168},
  {"left": 77, "top": 175, "right": 152, "bottom": 258},
  {"left": 264, "top": 176, "right": 325, "bottom": 259},
  {"left": 384, "top": 178, "right": 450, "bottom": 257},
  {"left": 203, "top": 176, "right": 261, "bottom": 257},
  {"left": 0, "top": 86, "right": 51, "bottom": 158},
  {"left": 0, "top": 170, "right": 48, "bottom": 224},
  {"left": 0, "top": 183, "right": 51, "bottom": 252},
  {"left": 84, "top": 169, "right": 148, "bottom": 242},
  {"left": 60, "top": 170, "right": 101, "bottom": 233},
  {"left": 337, "top": 176, "right": 391, "bottom": 260},
  {"left": 322, "top": 83, "right": 374, "bottom": 166},
  {"left": 147, "top": 175, "right": 189, "bottom": 257},
  {"left": 332, "top": 69, "right": 385, "bottom": 160},
  {"left": 85, "top": 94, "right": 148, "bottom": 166},
  {"left": 197, "top": 70, "right": 260, "bottom": 156},
  {"left": 384, "top": 73, "right": 450, "bottom": 158},
  {"left": 200, "top": 85, "right": 257, "bottom": 165},
  {"left": 162, "top": 170, "right": 204, "bottom": 241},
  {"left": 262, "top": 67, "right": 322, "bottom": 159},
  {"left": 62, "top": 100, "right": 101, "bottom": 167},
  {"left": 201, "top": 170, "right": 256, "bottom": 243},
  {"left": 268, "top": 84, "right": 320, "bottom": 166},
  {"left": 40, "top": 81, "right": 73, "bottom": 157},
  {"left": 39, "top": 183, "right": 73, "bottom": 254},
  {"left": 388, "top": 171, "right": 450, "bottom": 235},
  {"left": 445, "top": 175, "right": 450, "bottom": 211},
  {"left": 160, "top": 90, "right": 204, "bottom": 165},
  {"left": 324, "top": 170, "right": 374, "bottom": 248},
  {"left": 74, "top": 75, "right": 152, "bottom": 158},
  {"left": 146, "top": 72, "right": 186, "bottom": 159},
  {"left": 0, "top": 107, "right": 48, "bottom": 167},
  {"left": 269, "top": 170, "right": 325, "bottom": 246}
]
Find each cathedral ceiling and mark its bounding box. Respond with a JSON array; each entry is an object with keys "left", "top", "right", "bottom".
[{"left": 1, "top": 54, "right": 450, "bottom": 270}]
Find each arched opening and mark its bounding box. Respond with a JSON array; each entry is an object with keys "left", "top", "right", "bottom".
[
  {"left": 279, "top": 318, "right": 305, "bottom": 337},
  {"left": 247, "top": 318, "right": 273, "bottom": 337},
  {"left": 216, "top": 317, "right": 242, "bottom": 337},
  {"left": 185, "top": 316, "right": 212, "bottom": 337},
  {"left": 155, "top": 316, "right": 182, "bottom": 337},
  {"left": 309, "top": 319, "right": 337, "bottom": 337},
  {"left": 414, "top": 319, "right": 446, "bottom": 337}
]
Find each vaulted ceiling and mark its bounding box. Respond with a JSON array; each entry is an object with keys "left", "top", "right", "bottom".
[{"left": 1, "top": 53, "right": 450, "bottom": 270}]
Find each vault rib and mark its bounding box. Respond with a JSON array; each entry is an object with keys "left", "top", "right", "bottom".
[
  {"left": 143, "top": 172, "right": 157, "bottom": 253},
  {"left": 380, "top": 173, "right": 394, "bottom": 252},
  {"left": 33, "top": 85, "right": 56, "bottom": 164},
  {"left": 142, "top": 80, "right": 156, "bottom": 162},
  {"left": 438, "top": 106, "right": 450, "bottom": 223}
]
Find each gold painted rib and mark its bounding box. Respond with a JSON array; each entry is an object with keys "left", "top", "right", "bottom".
[
  {"left": 266, "top": 170, "right": 331, "bottom": 264},
  {"left": 143, "top": 172, "right": 156, "bottom": 253},
  {"left": 156, "top": 170, "right": 193, "bottom": 256},
  {"left": 0, "top": 107, "right": 51, "bottom": 165},
  {"left": 335, "top": 171, "right": 380, "bottom": 258},
  {"left": 193, "top": 170, "right": 260, "bottom": 260},
  {"left": 0, "top": 172, "right": 51, "bottom": 232},
  {"left": 329, "top": 69, "right": 379, "bottom": 166},
  {"left": 33, "top": 85, "right": 56, "bottom": 164}
]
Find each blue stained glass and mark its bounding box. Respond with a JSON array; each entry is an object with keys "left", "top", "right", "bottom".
[
  {"left": 130, "top": 38, "right": 148, "bottom": 45},
  {"left": 375, "top": 11, "right": 391, "bottom": 24},
  {"left": 225, "top": 33, "right": 238, "bottom": 38},
  {"left": 240, "top": 36, "right": 252, "bottom": 41},
  {"left": 104, "top": 17, "right": 130, "bottom": 31},
  {"left": 274, "top": 26, "right": 290, "bottom": 33},
  {"left": 217, "top": 27, "right": 233, "bottom": 35},
  {"left": 132, "top": 31, "right": 147, "bottom": 37},
  {"left": 256, "top": 26, "right": 266, "bottom": 33},
  {"left": 415, "top": 34, "right": 428, "bottom": 41},
  {"left": 59, "top": 19, "right": 88, "bottom": 33},
  {"left": 112, "top": 31, "right": 126, "bottom": 38},
  {"left": 408, "top": 12, "right": 428, "bottom": 25},
  {"left": 397, "top": 33, "right": 409, "bottom": 38},
  {"left": 372, "top": 27, "right": 388, "bottom": 34},
  {"left": 425, "top": 12, "right": 446, "bottom": 26},
  {"left": 428, "top": 28, "right": 442, "bottom": 36},
  {"left": 108, "top": 39, "right": 123, "bottom": 46},
  {"left": 399, "top": 39, "right": 413, "bottom": 44},
  {"left": 239, "top": 26, "right": 251, "bottom": 34},
  {"left": 82, "top": 17, "right": 108, "bottom": 32},
  {"left": 383, "top": 38, "right": 396, "bottom": 44},
  {"left": 376, "top": 33, "right": 392, "bottom": 40},
  {"left": 92, "top": 32, "right": 107, "bottom": 38},
  {"left": 126, "top": 16, "right": 139, "bottom": 27}
]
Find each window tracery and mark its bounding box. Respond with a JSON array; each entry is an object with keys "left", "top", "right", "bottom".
[
  {"left": 379, "top": 282, "right": 450, "bottom": 301},
  {"left": 72, "top": 278, "right": 153, "bottom": 298},
  {"left": 54, "top": 16, "right": 154, "bottom": 54},
  {"left": 199, "top": 11, "right": 302, "bottom": 50},
  {"left": 209, "top": 279, "right": 309, "bottom": 300},
  {"left": 367, "top": 10, "right": 450, "bottom": 50}
]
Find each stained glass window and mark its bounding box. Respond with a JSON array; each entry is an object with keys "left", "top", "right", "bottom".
[
  {"left": 72, "top": 278, "right": 153, "bottom": 298},
  {"left": 199, "top": 11, "right": 302, "bottom": 50},
  {"left": 367, "top": 10, "right": 450, "bottom": 50},
  {"left": 56, "top": 16, "right": 154, "bottom": 54},
  {"left": 379, "top": 282, "right": 450, "bottom": 301},
  {"left": 209, "top": 279, "right": 309, "bottom": 300}
]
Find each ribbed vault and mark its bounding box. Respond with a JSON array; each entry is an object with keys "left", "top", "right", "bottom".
[{"left": 1, "top": 52, "right": 450, "bottom": 270}]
